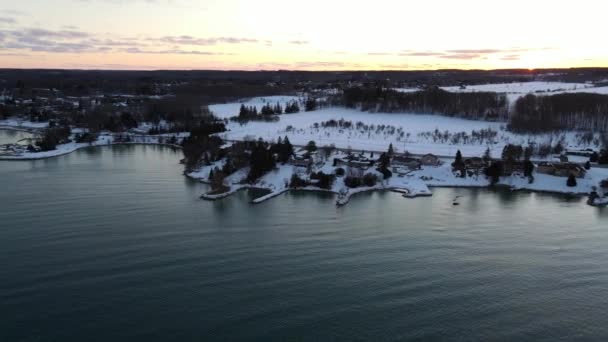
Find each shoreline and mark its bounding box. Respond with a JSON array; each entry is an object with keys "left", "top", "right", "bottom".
[{"left": 2, "top": 127, "right": 606, "bottom": 207}]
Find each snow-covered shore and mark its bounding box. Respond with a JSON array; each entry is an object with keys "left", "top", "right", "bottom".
[
  {"left": 188, "top": 152, "right": 608, "bottom": 206},
  {"left": 0, "top": 126, "right": 185, "bottom": 160}
]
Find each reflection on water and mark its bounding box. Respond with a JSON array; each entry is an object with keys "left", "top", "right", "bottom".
[{"left": 1, "top": 130, "right": 608, "bottom": 342}]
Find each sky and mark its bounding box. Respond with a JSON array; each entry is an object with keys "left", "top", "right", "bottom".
[{"left": 0, "top": 0, "right": 606, "bottom": 70}]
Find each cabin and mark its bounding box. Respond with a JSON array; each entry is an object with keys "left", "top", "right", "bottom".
[
  {"left": 333, "top": 158, "right": 370, "bottom": 170},
  {"left": 536, "top": 162, "right": 586, "bottom": 178},
  {"left": 392, "top": 156, "right": 421, "bottom": 170},
  {"left": 502, "top": 160, "right": 526, "bottom": 176},
  {"left": 464, "top": 157, "right": 486, "bottom": 170},
  {"left": 420, "top": 153, "right": 440, "bottom": 166},
  {"left": 291, "top": 156, "right": 313, "bottom": 168}
]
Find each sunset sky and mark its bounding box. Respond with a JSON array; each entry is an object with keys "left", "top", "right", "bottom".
[{"left": 0, "top": 0, "right": 606, "bottom": 70}]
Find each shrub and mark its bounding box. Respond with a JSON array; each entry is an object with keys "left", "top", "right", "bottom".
[
  {"left": 335, "top": 167, "right": 345, "bottom": 176},
  {"left": 311, "top": 171, "right": 335, "bottom": 189},
  {"left": 362, "top": 173, "right": 378, "bottom": 187},
  {"left": 289, "top": 174, "right": 309, "bottom": 188},
  {"left": 344, "top": 176, "right": 362, "bottom": 188}
]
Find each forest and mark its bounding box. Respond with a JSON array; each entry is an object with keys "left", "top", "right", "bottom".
[
  {"left": 336, "top": 86, "right": 508, "bottom": 121},
  {"left": 509, "top": 93, "right": 608, "bottom": 133}
]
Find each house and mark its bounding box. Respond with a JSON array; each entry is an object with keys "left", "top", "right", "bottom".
[
  {"left": 421, "top": 153, "right": 440, "bottom": 166},
  {"left": 536, "top": 162, "right": 586, "bottom": 178},
  {"left": 392, "top": 156, "right": 421, "bottom": 170},
  {"left": 464, "top": 157, "right": 486, "bottom": 170},
  {"left": 554, "top": 163, "right": 586, "bottom": 178},
  {"left": 333, "top": 158, "right": 370, "bottom": 170},
  {"left": 502, "top": 160, "right": 526, "bottom": 176},
  {"left": 291, "top": 156, "right": 313, "bottom": 168}
]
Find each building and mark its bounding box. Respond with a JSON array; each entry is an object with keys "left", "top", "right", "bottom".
[
  {"left": 536, "top": 162, "right": 586, "bottom": 178},
  {"left": 392, "top": 156, "right": 421, "bottom": 170},
  {"left": 502, "top": 160, "right": 526, "bottom": 176},
  {"left": 464, "top": 157, "right": 486, "bottom": 170},
  {"left": 420, "top": 153, "right": 440, "bottom": 166},
  {"left": 291, "top": 156, "right": 313, "bottom": 168}
]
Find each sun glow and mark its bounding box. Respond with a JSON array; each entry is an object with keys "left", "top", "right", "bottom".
[{"left": 0, "top": 0, "right": 606, "bottom": 70}]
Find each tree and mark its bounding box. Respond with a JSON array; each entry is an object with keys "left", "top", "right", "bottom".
[
  {"left": 377, "top": 152, "right": 392, "bottom": 179},
  {"left": 502, "top": 144, "right": 523, "bottom": 161},
  {"left": 305, "top": 140, "right": 317, "bottom": 153},
  {"left": 599, "top": 150, "right": 608, "bottom": 165},
  {"left": 247, "top": 140, "right": 276, "bottom": 182},
  {"left": 590, "top": 152, "right": 599, "bottom": 163},
  {"left": 362, "top": 173, "right": 378, "bottom": 187},
  {"left": 483, "top": 147, "right": 492, "bottom": 163},
  {"left": 452, "top": 150, "right": 465, "bottom": 176},
  {"left": 585, "top": 161, "right": 591, "bottom": 170},
  {"left": 485, "top": 161, "right": 503, "bottom": 185},
  {"left": 524, "top": 160, "right": 535, "bottom": 177},
  {"left": 567, "top": 174, "right": 577, "bottom": 187},
  {"left": 305, "top": 98, "right": 317, "bottom": 111},
  {"left": 284, "top": 101, "right": 300, "bottom": 114},
  {"left": 210, "top": 168, "right": 227, "bottom": 192},
  {"left": 388, "top": 143, "right": 394, "bottom": 156},
  {"left": 524, "top": 146, "right": 533, "bottom": 161}
]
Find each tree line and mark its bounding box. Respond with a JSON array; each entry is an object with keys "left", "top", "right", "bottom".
[
  {"left": 336, "top": 86, "right": 508, "bottom": 121},
  {"left": 509, "top": 93, "right": 608, "bottom": 133}
]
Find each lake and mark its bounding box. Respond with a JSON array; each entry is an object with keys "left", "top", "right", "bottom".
[{"left": 1, "top": 130, "right": 608, "bottom": 341}]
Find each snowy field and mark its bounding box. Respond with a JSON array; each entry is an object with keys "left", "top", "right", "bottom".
[
  {"left": 209, "top": 95, "right": 302, "bottom": 119},
  {"left": 441, "top": 81, "right": 594, "bottom": 94},
  {"left": 214, "top": 104, "right": 601, "bottom": 158},
  {"left": 0, "top": 118, "right": 49, "bottom": 130},
  {"left": 439, "top": 81, "right": 608, "bottom": 105}
]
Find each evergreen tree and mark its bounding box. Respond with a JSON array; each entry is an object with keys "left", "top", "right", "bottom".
[
  {"left": 524, "top": 146, "right": 533, "bottom": 161},
  {"left": 388, "top": 143, "right": 394, "bottom": 156},
  {"left": 524, "top": 160, "right": 535, "bottom": 177},
  {"left": 567, "top": 174, "right": 577, "bottom": 187},
  {"left": 483, "top": 147, "right": 492, "bottom": 163},
  {"left": 305, "top": 140, "right": 317, "bottom": 153},
  {"left": 452, "top": 150, "right": 466, "bottom": 177},
  {"left": 305, "top": 98, "right": 317, "bottom": 112}
]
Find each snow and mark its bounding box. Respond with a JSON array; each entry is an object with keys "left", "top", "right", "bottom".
[
  {"left": 441, "top": 81, "right": 593, "bottom": 94},
  {"left": 439, "top": 81, "right": 608, "bottom": 105},
  {"left": 209, "top": 96, "right": 302, "bottom": 119},
  {"left": 190, "top": 150, "right": 608, "bottom": 206},
  {"left": 0, "top": 119, "right": 49, "bottom": 130},
  {"left": 214, "top": 106, "right": 599, "bottom": 158},
  {"left": 393, "top": 87, "right": 422, "bottom": 93},
  {"left": 0, "top": 132, "right": 185, "bottom": 160}
]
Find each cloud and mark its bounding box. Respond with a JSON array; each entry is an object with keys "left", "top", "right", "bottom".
[
  {"left": 446, "top": 49, "right": 502, "bottom": 54},
  {"left": 120, "top": 47, "right": 231, "bottom": 55},
  {"left": 379, "top": 63, "right": 411, "bottom": 69},
  {"left": 293, "top": 61, "right": 363, "bottom": 69},
  {"left": 158, "top": 35, "right": 258, "bottom": 46},
  {"left": 13, "top": 28, "right": 90, "bottom": 39},
  {"left": 500, "top": 54, "right": 520, "bottom": 61},
  {"left": 399, "top": 51, "right": 445, "bottom": 57},
  {"left": 0, "top": 28, "right": 251, "bottom": 56},
  {"left": 439, "top": 53, "right": 480, "bottom": 60},
  {"left": 0, "top": 17, "right": 16, "bottom": 24}
]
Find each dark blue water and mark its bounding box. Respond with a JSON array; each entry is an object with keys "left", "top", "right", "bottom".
[{"left": 1, "top": 132, "right": 608, "bottom": 341}]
